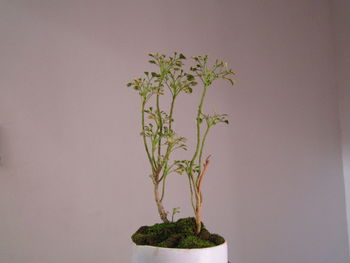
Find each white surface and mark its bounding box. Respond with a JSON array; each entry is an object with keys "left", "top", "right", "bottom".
[{"left": 132, "top": 242, "right": 228, "bottom": 263}]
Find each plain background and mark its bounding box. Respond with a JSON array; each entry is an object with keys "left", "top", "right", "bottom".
[
  {"left": 333, "top": 0, "right": 350, "bottom": 250},
  {"left": 0, "top": 0, "right": 349, "bottom": 263}
]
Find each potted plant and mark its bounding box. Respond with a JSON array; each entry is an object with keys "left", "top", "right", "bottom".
[{"left": 127, "top": 52, "right": 235, "bottom": 263}]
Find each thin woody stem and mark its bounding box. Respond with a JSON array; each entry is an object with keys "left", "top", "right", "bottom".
[
  {"left": 153, "top": 178, "right": 169, "bottom": 223},
  {"left": 197, "top": 125, "right": 210, "bottom": 182},
  {"left": 188, "top": 175, "right": 196, "bottom": 211},
  {"left": 197, "top": 155, "right": 211, "bottom": 193},
  {"left": 195, "top": 155, "right": 211, "bottom": 234}
]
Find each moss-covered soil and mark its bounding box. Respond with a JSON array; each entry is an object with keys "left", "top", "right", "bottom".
[{"left": 131, "top": 217, "right": 225, "bottom": 249}]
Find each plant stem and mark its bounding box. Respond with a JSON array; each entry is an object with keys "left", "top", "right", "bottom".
[
  {"left": 198, "top": 155, "right": 210, "bottom": 193},
  {"left": 169, "top": 95, "right": 176, "bottom": 131},
  {"left": 195, "top": 155, "right": 211, "bottom": 233},
  {"left": 190, "top": 69, "right": 209, "bottom": 233},
  {"left": 188, "top": 174, "right": 196, "bottom": 211},
  {"left": 142, "top": 101, "right": 156, "bottom": 172},
  {"left": 158, "top": 94, "right": 177, "bottom": 200},
  {"left": 190, "top": 84, "right": 208, "bottom": 167},
  {"left": 186, "top": 83, "right": 209, "bottom": 231},
  {"left": 156, "top": 93, "right": 162, "bottom": 164},
  {"left": 153, "top": 176, "right": 169, "bottom": 222},
  {"left": 195, "top": 198, "right": 202, "bottom": 234},
  {"left": 197, "top": 125, "right": 210, "bottom": 183}
]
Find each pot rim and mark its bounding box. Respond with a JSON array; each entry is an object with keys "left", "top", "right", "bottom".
[{"left": 132, "top": 241, "right": 227, "bottom": 251}]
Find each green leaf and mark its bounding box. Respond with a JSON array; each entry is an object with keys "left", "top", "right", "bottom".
[
  {"left": 186, "top": 74, "right": 195, "bottom": 81},
  {"left": 179, "top": 53, "right": 186, "bottom": 59},
  {"left": 184, "top": 87, "right": 192, "bottom": 94}
]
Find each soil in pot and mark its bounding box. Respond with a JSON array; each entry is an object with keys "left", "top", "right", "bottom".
[{"left": 131, "top": 217, "right": 225, "bottom": 249}]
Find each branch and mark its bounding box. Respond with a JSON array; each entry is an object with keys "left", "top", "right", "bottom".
[
  {"left": 141, "top": 101, "right": 156, "bottom": 172},
  {"left": 197, "top": 124, "right": 210, "bottom": 179},
  {"left": 197, "top": 155, "right": 211, "bottom": 193}
]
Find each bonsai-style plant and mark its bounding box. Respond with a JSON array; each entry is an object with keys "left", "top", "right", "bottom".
[{"left": 128, "top": 52, "right": 235, "bottom": 249}]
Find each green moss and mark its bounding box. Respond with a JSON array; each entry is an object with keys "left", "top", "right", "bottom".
[
  {"left": 131, "top": 233, "right": 148, "bottom": 245},
  {"left": 198, "top": 228, "right": 211, "bottom": 240},
  {"left": 146, "top": 233, "right": 162, "bottom": 246},
  {"left": 135, "top": 226, "right": 148, "bottom": 234},
  {"left": 157, "top": 234, "right": 182, "bottom": 248},
  {"left": 176, "top": 217, "right": 205, "bottom": 235},
  {"left": 146, "top": 222, "right": 176, "bottom": 236},
  {"left": 178, "top": 235, "right": 215, "bottom": 248},
  {"left": 209, "top": 234, "right": 225, "bottom": 245},
  {"left": 131, "top": 217, "right": 225, "bottom": 249}
]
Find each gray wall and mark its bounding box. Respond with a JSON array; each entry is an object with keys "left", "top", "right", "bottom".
[
  {"left": 0, "top": 1, "right": 348, "bottom": 263},
  {"left": 332, "top": 0, "right": 350, "bottom": 253}
]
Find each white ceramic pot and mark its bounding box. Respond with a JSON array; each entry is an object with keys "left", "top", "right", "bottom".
[{"left": 132, "top": 242, "right": 227, "bottom": 263}]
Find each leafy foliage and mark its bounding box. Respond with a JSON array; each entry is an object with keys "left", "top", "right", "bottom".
[{"left": 127, "top": 52, "right": 235, "bottom": 226}]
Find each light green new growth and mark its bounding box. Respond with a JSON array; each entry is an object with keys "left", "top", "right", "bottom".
[{"left": 127, "top": 52, "right": 235, "bottom": 232}]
